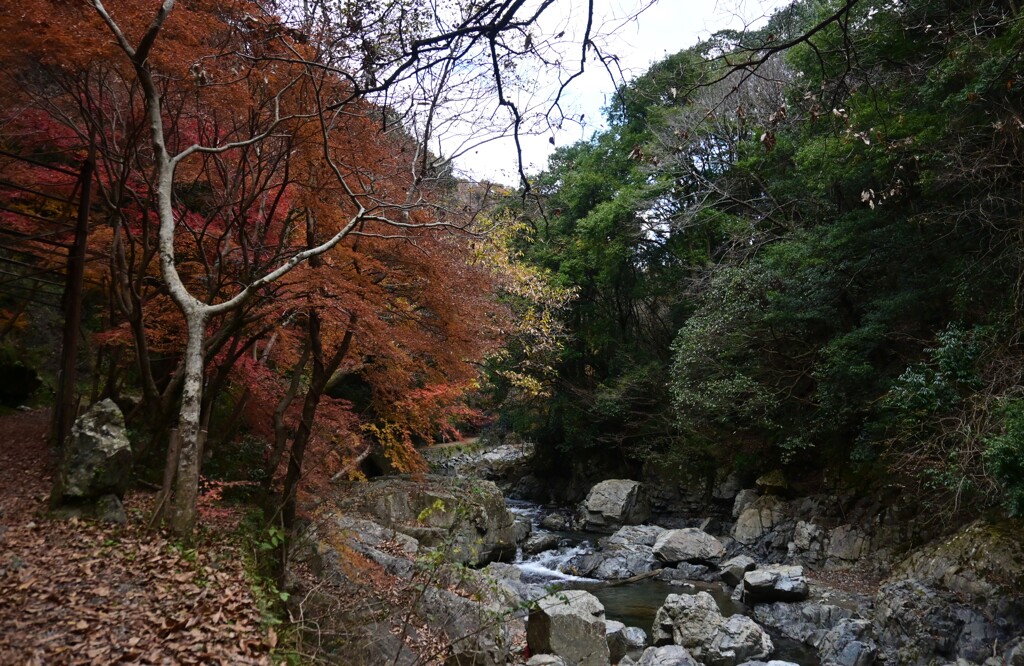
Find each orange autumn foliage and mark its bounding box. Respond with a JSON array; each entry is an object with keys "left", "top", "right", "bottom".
[{"left": 0, "top": 0, "right": 509, "bottom": 516}]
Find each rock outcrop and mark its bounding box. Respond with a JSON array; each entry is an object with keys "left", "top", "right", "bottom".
[
  {"left": 527, "top": 590, "right": 610, "bottom": 666},
  {"left": 752, "top": 599, "right": 858, "bottom": 648},
  {"left": 817, "top": 618, "right": 877, "bottom": 666},
  {"left": 871, "top": 519, "right": 1024, "bottom": 665},
  {"left": 333, "top": 475, "right": 518, "bottom": 566},
  {"left": 731, "top": 496, "right": 785, "bottom": 545},
  {"left": 581, "top": 480, "right": 650, "bottom": 532}
]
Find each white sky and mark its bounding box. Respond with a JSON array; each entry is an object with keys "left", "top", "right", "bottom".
[{"left": 453, "top": 0, "right": 790, "bottom": 185}]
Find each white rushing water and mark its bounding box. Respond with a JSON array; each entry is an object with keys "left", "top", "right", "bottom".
[
  {"left": 518, "top": 542, "right": 595, "bottom": 583},
  {"left": 507, "top": 498, "right": 597, "bottom": 583}
]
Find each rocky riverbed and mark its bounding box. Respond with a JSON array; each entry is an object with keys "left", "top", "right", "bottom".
[{"left": 286, "top": 438, "right": 1024, "bottom": 665}]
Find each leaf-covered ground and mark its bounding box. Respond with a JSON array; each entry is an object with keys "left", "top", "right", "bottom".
[{"left": 0, "top": 409, "right": 277, "bottom": 665}]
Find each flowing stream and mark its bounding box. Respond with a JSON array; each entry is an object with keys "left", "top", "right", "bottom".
[{"left": 507, "top": 499, "right": 820, "bottom": 665}]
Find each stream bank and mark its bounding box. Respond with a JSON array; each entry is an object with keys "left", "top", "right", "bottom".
[{"left": 284, "top": 437, "right": 1024, "bottom": 665}]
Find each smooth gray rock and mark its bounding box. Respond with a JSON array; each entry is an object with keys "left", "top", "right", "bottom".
[
  {"left": 528, "top": 590, "right": 610, "bottom": 666},
  {"left": 568, "top": 525, "right": 666, "bottom": 580},
  {"left": 705, "top": 615, "right": 773, "bottom": 666},
  {"left": 514, "top": 515, "right": 533, "bottom": 544},
  {"left": 582, "top": 479, "right": 650, "bottom": 531},
  {"left": 653, "top": 528, "right": 726, "bottom": 564},
  {"left": 742, "top": 565, "right": 809, "bottom": 603},
  {"left": 624, "top": 626, "right": 648, "bottom": 651},
  {"left": 636, "top": 645, "right": 700, "bottom": 666},
  {"left": 720, "top": 555, "right": 756, "bottom": 587},
  {"left": 658, "top": 562, "right": 712, "bottom": 583},
  {"left": 54, "top": 399, "right": 132, "bottom": 502},
  {"left": 607, "top": 620, "right": 649, "bottom": 663},
  {"left": 332, "top": 514, "right": 420, "bottom": 555},
  {"left": 608, "top": 524, "right": 666, "bottom": 547},
  {"left": 575, "top": 547, "right": 659, "bottom": 580},
  {"left": 481, "top": 562, "right": 547, "bottom": 607}
]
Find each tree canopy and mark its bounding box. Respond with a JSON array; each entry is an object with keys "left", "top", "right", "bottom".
[{"left": 494, "top": 0, "right": 1024, "bottom": 516}]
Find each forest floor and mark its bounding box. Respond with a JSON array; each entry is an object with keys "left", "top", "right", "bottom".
[{"left": 0, "top": 408, "right": 281, "bottom": 665}]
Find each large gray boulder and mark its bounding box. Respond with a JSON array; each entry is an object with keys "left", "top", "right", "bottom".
[
  {"left": 581, "top": 479, "right": 650, "bottom": 532},
  {"left": 653, "top": 528, "right": 725, "bottom": 565},
  {"left": 528, "top": 590, "right": 610, "bottom": 666},
  {"left": 652, "top": 592, "right": 724, "bottom": 651},
  {"left": 636, "top": 645, "right": 699, "bottom": 666},
  {"left": 333, "top": 475, "right": 517, "bottom": 566},
  {"left": 652, "top": 593, "right": 772, "bottom": 666},
  {"left": 742, "top": 565, "right": 809, "bottom": 604},
  {"left": 566, "top": 525, "right": 664, "bottom": 580},
  {"left": 704, "top": 616, "right": 773, "bottom": 666},
  {"left": 52, "top": 400, "right": 133, "bottom": 522}
]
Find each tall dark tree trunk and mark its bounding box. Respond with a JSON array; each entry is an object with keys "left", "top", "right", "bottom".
[{"left": 280, "top": 311, "right": 355, "bottom": 531}]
